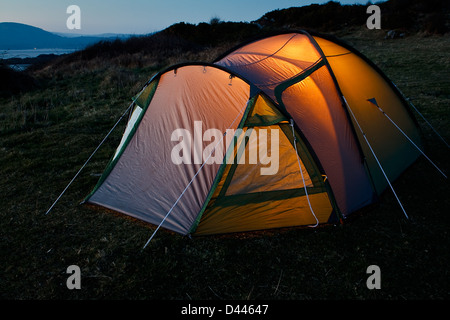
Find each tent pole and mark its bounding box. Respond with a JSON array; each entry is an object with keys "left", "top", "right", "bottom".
[
  {"left": 392, "top": 82, "right": 449, "bottom": 148},
  {"left": 45, "top": 101, "right": 135, "bottom": 215},
  {"left": 367, "top": 99, "right": 447, "bottom": 179},
  {"left": 343, "top": 97, "right": 409, "bottom": 219}
]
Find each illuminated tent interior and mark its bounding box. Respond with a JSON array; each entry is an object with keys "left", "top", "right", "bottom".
[{"left": 83, "top": 31, "right": 424, "bottom": 238}]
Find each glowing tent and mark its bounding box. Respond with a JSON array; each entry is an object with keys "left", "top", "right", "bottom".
[{"left": 83, "top": 31, "right": 425, "bottom": 239}]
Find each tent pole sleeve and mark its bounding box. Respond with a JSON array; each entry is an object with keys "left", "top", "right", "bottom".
[
  {"left": 45, "top": 101, "right": 135, "bottom": 215},
  {"left": 342, "top": 97, "right": 409, "bottom": 220},
  {"left": 368, "top": 99, "right": 447, "bottom": 179}
]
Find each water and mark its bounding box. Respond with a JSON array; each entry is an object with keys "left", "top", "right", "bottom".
[
  {"left": 1, "top": 48, "right": 78, "bottom": 71},
  {"left": 0, "top": 48, "right": 77, "bottom": 59}
]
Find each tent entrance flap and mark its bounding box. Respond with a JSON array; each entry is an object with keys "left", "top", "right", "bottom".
[{"left": 193, "top": 95, "right": 335, "bottom": 235}]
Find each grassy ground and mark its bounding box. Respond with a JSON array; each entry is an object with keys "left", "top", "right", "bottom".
[{"left": 1, "top": 29, "right": 449, "bottom": 300}]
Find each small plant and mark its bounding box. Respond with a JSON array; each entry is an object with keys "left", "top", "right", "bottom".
[{"left": 209, "top": 16, "right": 222, "bottom": 25}]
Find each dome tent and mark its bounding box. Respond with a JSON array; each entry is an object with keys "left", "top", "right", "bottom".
[{"left": 83, "top": 30, "right": 426, "bottom": 241}]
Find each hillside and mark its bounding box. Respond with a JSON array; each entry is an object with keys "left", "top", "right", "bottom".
[
  {"left": 24, "top": 0, "right": 448, "bottom": 75},
  {"left": 256, "top": 0, "right": 449, "bottom": 33}
]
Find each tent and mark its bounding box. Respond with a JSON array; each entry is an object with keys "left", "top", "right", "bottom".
[{"left": 83, "top": 30, "right": 425, "bottom": 239}]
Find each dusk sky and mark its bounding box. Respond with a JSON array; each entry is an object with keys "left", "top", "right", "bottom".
[{"left": 1, "top": 0, "right": 373, "bottom": 35}]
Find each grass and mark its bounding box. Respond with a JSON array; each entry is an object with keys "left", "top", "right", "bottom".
[{"left": 1, "top": 28, "right": 449, "bottom": 300}]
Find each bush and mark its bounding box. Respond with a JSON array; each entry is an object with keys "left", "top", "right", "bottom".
[
  {"left": 423, "top": 13, "right": 448, "bottom": 35},
  {"left": 0, "top": 65, "right": 36, "bottom": 97}
]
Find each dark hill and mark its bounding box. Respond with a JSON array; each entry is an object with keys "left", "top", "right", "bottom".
[
  {"left": 49, "top": 0, "right": 450, "bottom": 67},
  {"left": 256, "top": 0, "right": 449, "bottom": 34}
]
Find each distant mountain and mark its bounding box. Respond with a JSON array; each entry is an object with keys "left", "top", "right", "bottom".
[{"left": 0, "top": 22, "right": 123, "bottom": 50}]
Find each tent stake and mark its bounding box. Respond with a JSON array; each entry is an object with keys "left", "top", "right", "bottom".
[
  {"left": 45, "top": 101, "right": 135, "bottom": 215},
  {"left": 367, "top": 98, "right": 447, "bottom": 179},
  {"left": 343, "top": 97, "right": 409, "bottom": 219}
]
